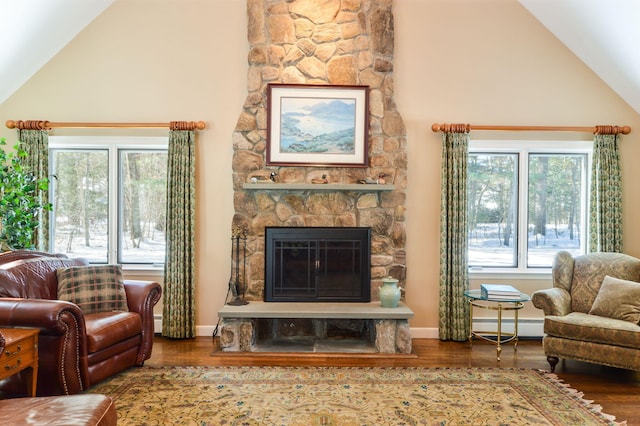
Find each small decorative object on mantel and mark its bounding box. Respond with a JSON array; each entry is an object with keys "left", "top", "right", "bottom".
[
  {"left": 250, "top": 176, "right": 269, "bottom": 183},
  {"left": 358, "top": 173, "right": 387, "bottom": 185},
  {"left": 249, "top": 172, "right": 278, "bottom": 183},
  {"left": 379, "top": 276, "right": 401, "bottom": 308},
  {"left": 311, "top": 174, "right": 328, "bottom": 184}
]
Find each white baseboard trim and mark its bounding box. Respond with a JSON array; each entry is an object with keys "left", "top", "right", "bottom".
[
  {"left": 381, "top": 319, "right": 543, "bottom": 340},
  {"left": 154, "top": 315, "right": 162, "bottom": 334},
  {"left": 471, "top": 317, "right": 544, "bottom": 338},
  {"left": 409, "top": 327, "right": 439, "bottom": 339},
  {"left": 198, "top": 325, "right": 219, "bottom": 338},
  {"left": 154, "top": 316, "right": 221, "bottom": 338}
]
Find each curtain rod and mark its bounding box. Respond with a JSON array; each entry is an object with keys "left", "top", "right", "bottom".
[
  {"left": 431, "top": 123, "right": 631, "bottom": 135},
  {"left": 5, "top": 120, "right": 206, "bottom": 131}
]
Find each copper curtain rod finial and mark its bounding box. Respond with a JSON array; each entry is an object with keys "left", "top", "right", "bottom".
[
  {"left": 595, "top": 125, "right": 631, "bottom": 135},
  {"left": 431, "top": 123, "right": 470, "bottom": 133},
  {"left": 170, "top": 121, "right": 206, "bottom": 131},
  {"left": 5, "top": 120, "right": 51, "bottom": 130}
]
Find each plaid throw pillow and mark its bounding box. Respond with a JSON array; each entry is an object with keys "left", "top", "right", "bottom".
[{"left": 57, "top": 265, "right": 129, "bottom": 314}]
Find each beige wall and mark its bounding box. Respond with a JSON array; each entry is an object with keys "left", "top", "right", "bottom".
[{"left": 1, "top": 0, "right": 639, "bottom": 336}]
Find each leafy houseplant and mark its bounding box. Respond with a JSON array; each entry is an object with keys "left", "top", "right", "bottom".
[{"left": 0, "top": 138, "right": 51, "bottom": 251}]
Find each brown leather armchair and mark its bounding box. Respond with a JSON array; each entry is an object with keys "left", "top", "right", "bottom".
[
  {"left": 0, "top": 329, "right": 118, "bottom": 425},
  {"left": 0, "top": 250, "right": 162, "bottom": 396}
]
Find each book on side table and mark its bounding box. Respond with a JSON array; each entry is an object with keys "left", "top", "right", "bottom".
[{"left": 480, "top": 283, "right": 521, "bottom": 300}]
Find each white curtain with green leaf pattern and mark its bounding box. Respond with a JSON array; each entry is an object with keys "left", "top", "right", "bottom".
[
  {"left": 589, "top": 133, "right": 623, "bottom": 252},
  {"left": 162, "top": 130, "right": 196, "bottom": 338},
  {"left": 438, "top": 130, "right": 470, "bottom": 341},
  {"left": 17, "top": 129, "right": 49, "bottom": 251}
]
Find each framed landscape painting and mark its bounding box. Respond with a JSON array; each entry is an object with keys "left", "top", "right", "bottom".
[{"left": 267, "top": 84, "right": 369, "bottom": 167}]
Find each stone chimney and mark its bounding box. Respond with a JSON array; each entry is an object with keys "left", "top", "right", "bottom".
[{"left": 231, "top": 0, "right": 407, "bottom": 302}]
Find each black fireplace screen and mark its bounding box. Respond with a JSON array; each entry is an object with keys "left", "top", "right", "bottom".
[{"left": 264, "top": 227, "right": 371, "bottom": 302}]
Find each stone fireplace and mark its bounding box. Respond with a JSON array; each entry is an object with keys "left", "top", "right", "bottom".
[
  {"left": 232, "top": 0, "right": 407, "bottom": 300},
  {"left": 219, "top": 0, "right": 410, "bottom": 354}
]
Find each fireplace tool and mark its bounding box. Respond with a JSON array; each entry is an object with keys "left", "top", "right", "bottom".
[{"left": 227, "top": 225, "right": 249, "bottom": 306}]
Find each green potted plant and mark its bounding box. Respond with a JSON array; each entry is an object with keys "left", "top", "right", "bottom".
[{"left": 0, "top": 137, "right": 51, "bottom": 251}]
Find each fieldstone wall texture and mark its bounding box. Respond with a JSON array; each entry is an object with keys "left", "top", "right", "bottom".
[{"left": 232, "top": 0, "right": 407, "bottom": 302}]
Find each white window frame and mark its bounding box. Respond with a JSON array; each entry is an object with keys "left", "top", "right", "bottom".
[
  {"left": 49, "top": 136, "right": 168, "bottom": 273},
  {"left": 468, "top": 139, "right": 592, "bottom": 280}
]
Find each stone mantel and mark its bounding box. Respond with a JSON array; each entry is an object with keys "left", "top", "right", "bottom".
[
  {"left": 219, "top": 301, "right": 413, "bottom": 319},
  {"left": 242, "top": 183, "right": 395, "bottom": 191}
]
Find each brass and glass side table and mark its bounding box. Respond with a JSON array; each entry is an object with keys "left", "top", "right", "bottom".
[{"left": 463, "top": 289, "right": 530, "bottom": 361}]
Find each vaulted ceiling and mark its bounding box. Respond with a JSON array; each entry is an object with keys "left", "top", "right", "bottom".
[
  {"left": 519, "top": 0, "right": 640, "bottom": 114},
  {"left": 0, "top": 0, "right": 638, "bottom": 114},
  {"left": 0, "top": 0, "right": 113, "bottom": 105}
]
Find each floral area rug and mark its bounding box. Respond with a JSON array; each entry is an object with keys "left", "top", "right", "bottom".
[{"left": 87, "top": 366, "right": 623, "bottom": 425}]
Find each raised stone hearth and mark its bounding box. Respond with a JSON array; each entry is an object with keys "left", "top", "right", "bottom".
[{"left": 219, "top": 302, "right": 413, "bottom": 354}]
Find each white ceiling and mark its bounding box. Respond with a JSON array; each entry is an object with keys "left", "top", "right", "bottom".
[
  {"left": 519, "top": 0, "right": 640, "bottom": 114},
  {"left": 0, "top": 0, "right": 639, "bottom": 114},
  {"left": 0, "top": 0, "right": 113, "bottom": 105}
]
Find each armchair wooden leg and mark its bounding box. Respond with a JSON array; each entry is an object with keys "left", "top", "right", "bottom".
[{"left": 547, "top": 356, "right": 559, "bottom": 372}]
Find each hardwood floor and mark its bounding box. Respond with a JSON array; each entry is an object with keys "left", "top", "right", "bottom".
[{"left": 146, "top": 336, "right": 640, "bottom": 425}]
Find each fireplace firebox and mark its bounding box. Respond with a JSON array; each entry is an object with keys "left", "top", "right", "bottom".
[{"left": 264, "top": 227, "right": 371, "bottom": 302}]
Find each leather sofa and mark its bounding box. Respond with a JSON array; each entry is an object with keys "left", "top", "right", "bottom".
[
  {"left": 0, "top": 329, "right": 118, "bottom": 425},
  {"left": 0, "top": 395, "right": 117, "bottom": 426},
  {"left": 532, "top": 250, "right": 640, "bottom": 372},
  {"left": 0, "top": 250, "right": 162, "bottom": 396}
]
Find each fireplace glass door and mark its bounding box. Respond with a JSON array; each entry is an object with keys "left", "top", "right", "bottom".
[{"left": 265, "top": 227, "right": 371, "bottom": 302}]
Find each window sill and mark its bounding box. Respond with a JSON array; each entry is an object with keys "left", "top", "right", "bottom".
[
  {"left": 469, "top": 268, "right": 551, "bottom": 281},
  {"left": 122, "top": 264, "right": 164, "bottom": 278}
]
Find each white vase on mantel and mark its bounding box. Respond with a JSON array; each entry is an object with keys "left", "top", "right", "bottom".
[{"left": 379, "top": 276, "right": 401, "bottom": 308}]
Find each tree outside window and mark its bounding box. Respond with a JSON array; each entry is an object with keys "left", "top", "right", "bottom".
[
  {"left": 49, "top": 137, "right": 167, "bottom": 266},
  {"left": 468, "top": 141, "right": 590, "bottom": 271}
]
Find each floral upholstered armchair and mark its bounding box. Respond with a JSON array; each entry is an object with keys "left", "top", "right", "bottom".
[{"left": 532, "top": 251, "right": 640, "bottom": 372}]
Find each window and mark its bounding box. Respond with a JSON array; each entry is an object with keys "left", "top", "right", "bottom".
[
  {"left": 49, "top": 137, "right": 168, "bottom": 266},
  {"left": 468, "top": 140, "right": 591, "bottom": 271}
]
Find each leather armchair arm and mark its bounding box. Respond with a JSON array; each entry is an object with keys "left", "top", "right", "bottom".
[
  {"left": 123, "top": 280, "right": 162, "bottom": 364},
  {"left": 0, "top": 298, "right": 89, "bottom": 395},
  {"left": 531, "top": 287, "right": 571, "bottom": 317},
  {"left": 0, "top": 298, "right": 85, "bottom": 333}
]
